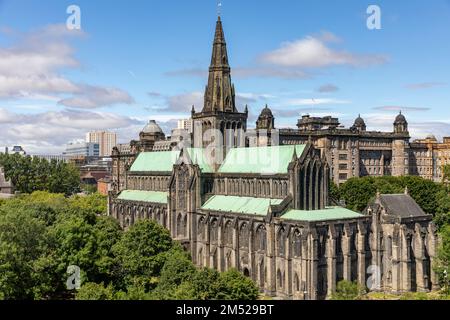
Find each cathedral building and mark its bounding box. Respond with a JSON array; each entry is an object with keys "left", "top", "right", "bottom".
[{"left": 109, "top": 17, "right": 439, "bottom": 299}]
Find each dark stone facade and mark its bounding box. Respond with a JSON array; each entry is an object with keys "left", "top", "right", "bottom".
[{"left": 108, "top": 17, "right": 439, "bottom": 299}]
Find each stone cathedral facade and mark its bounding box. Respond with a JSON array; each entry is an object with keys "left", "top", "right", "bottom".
[{"left": 109, "top": 17, "right": 439, "bottom": 299}]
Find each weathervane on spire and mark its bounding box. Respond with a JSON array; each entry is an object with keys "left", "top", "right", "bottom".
[{"left": 217, "top": 1, "right": 222, "bottom": 17}]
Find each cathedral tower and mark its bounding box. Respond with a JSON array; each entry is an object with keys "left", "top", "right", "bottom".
[{"left": 192, "top": 17, "right": 248, "bottom": 156}]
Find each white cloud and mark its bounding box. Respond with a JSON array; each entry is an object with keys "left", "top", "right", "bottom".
[
  {"left": 166, "top": 92, "right": 203, "bottom": 113},
  {"left": 260, "top": 33, "right": 387, "bottom": 68},
  {"left": 285, "top": 98, "right": 351, "bottom": 106},
  {"left": 0, "top": 108, "right": 141, "bottom": 154},
  {"left": 58, "top": 85, "right": 134, "bottom": 109},
  {"left": 0, "top": 24, "right": 134, "bottom": 109}
]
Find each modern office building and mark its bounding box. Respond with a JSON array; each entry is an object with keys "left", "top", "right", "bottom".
[
  {"left": 64, "top": 142, "right": 100, "bottom": 157},
  {"left": 86, "top": 131, "right": 117, "bottom": 157}
]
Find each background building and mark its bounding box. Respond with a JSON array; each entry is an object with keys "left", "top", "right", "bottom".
[
  {"left": 32, "top": 154, "right": 69, "bottom": 163},
  {"left": 86, "top": 131, "right": 117, "bottom": 157},
  {"left": 64, "top": 142, "right": 100, "bottom": 157},
  {"left": 177, "top": 119, "right": 193, "bottom": 133}
]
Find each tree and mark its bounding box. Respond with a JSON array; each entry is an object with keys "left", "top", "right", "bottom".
[
  {"left": 174, "top": 268, "right": 222, "bottom": 300},
  {"left": 339, "top": 177, "right": 377, "bottom": 212},
  {"left": 112, "top": 220, "right": 174, "bottom": 289},
  {"left": 154, "top": 247, "right": 196, "bottom": 299},
  {"left": 0, "top": 153, "right": 80, "bottom": 195},
  {"left": 329, "top": 182, "right": 341, "bottom": 203},
  {"left": 76, "top": 282, "right": 116, "bottom": 300},
  {"left": 435, "top": 225, "right": 450, "bottom": 294},
  {"left": 217, "top": 269, "right": 259, "bottom": 300},
  {"left": 330, "top": 280, "right": 363, "bottom": 300},
  {"left": 442, "top": 164, "right": 450, "bottom": 185},
  {"left": 0, "top": 207, "right": 51, "bottom": 299}
]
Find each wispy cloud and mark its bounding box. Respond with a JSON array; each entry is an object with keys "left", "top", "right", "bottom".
[
  {"left": 285, "top": 98, "right": 351, "bottom": 106},
  {"left": 165, "top": 67, "right": 310, "bottom": 80},
  {"left": 317, "top": 84, "right": 339, "bottom": 93},
  {"left": 373, "top": 106, "right": 430, "bottom": 112},
  {"left": 405, "top": 82, "right": 447, "bottom": 90}
]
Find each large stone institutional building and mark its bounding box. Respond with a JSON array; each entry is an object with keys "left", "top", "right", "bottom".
[{"left": 109, "top": 17, "right": 440, "bottom": 299}]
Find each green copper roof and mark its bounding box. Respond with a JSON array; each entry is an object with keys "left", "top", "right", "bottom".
[
  {"left": 117, "top": 190, "right": 168, "bottom": 204},
  {"left": 201, "top": 195, "right": 283, "bottom": 216},
  {"left": 186, "top": 148, "right": 213, "bottom": 173},
  {"left": 130, "top": 151, "right": 180, "bottom": 172},
  {"left": 218, "top": 145, "right": 306, "bottom": 174},
  {"left": 281, "top": 207, "right": 363, "bottom": 222}
]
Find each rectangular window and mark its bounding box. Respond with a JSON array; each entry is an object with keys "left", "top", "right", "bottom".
[
  {"left": 339, "top": 173, "right": 348, "bottom": 181},
  {"left": 339, "top": 164, "right": 348, "bottom": 170},
  {"left": 339, "top": 154, "right": 348, "bottom": 161}
]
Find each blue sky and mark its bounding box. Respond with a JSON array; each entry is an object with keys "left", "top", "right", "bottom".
[{"left": 0, "top": 0, "right": 449, "bottom": 154}]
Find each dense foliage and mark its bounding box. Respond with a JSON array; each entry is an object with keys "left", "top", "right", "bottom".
[
  {"left": 0, "top": 192, "right": 259, "bottom": 300},
  {"left": 330, "top": 281, "right": 364, "bottom": 300},
  {"left": 0, "top": 153, "right": 80, "bottom": 195},
  {"left": 435, "top": 225, "right": 450, "bottom": 294}
]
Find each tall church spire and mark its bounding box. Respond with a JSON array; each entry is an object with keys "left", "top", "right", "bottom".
[{"left": 203, "top": 17, "right": 236, "bottom": 113}]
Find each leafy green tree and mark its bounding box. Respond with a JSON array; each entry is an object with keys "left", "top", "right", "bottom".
[
  {"left": 339, "top": 177, "right": 377, "bottom": 212},
  {"left": 0, "top": 153, "right": 80, "bottom": 195},
  {"left": 112, "top": 220, "right": 174, "bottom": 289},
  {"left": 330, "top": 280, "right": 363, "bottom": 300},
  {"left": 217, "top": 269, "right": 259, "bottom": 300},
  {"left": 329, "top": 182, "right": 341, "bottom": 203},
  {"left": 68, "top": 193, "right": 108, "bottom": 216},
  {"left": 154, "top": 247, "right": 196, "bottom": 299},
  {"left": 442, "top": 165, "right": 450, "bottom": 185},
  {"left": 76, "top": 282, "right": 116, "bottom": 300},
  {"left": 435, "top": 225, "right": 450, "bottom": 293},
  {"left": 0, "top": 208, "right": 51, "bottom": 299},
  {"left": 174, "top": 268, "right": 222, "bottom": 300}
]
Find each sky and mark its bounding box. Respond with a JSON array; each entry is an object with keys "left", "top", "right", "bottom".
[{"left": 0, "top": 0, "right": 450, "bottom": 154}]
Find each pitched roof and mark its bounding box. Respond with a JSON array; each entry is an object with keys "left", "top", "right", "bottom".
[
  {"left": 129, "top": 145, "right": 307, "bottom": 175},
  {"left": 117, "top": 190, "right": 168, "bottom": 204},
  {"left": 218, "top": 145, "right": 306, "bottom": 174},
  {"left": 201, "top": 195, "right": 283, "bottom": 216},
  {"left": 282, "top": 207, "right": 363, "bottom": 222},
  {"left": 379, "top": 194, "right": 427, "bottom": 218},
  {"left": 185, "top": 148, "right": 214, "bottom": 173},
  {"left": 130, "top": 151, "right": 180, "bottom": 172}
]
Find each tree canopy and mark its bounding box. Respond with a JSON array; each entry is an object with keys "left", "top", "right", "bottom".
[
  {"left": 0, "top": 191, "right": 259, "bottom": 300},
  {"left": 0, "top": 153, "right": 80, "bottom": 195}
]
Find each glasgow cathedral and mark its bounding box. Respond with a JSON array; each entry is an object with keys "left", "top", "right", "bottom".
[{"left": 108, "top": 17, "right": 439, "bottom": 299}]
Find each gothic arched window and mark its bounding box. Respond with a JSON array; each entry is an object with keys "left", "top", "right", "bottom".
[
  {"left": 255, "top": 225, "right": 266, "bottom": 251},
  {"left": 239, "top": 223, "right": 249, "bottom": 249},
  {"left": 277, "top": 228, "right": 286, "bottom": 256}
]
